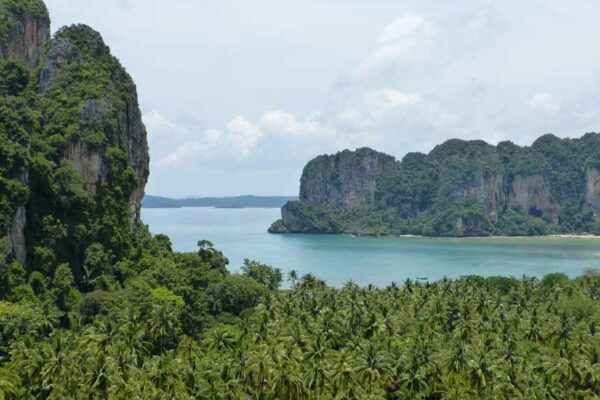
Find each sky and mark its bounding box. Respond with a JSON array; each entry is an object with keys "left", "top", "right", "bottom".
[{"left": 46, "top": 0, "right": 600, "bottom": 197}]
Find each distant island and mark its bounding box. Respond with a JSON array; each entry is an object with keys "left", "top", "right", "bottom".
[
  {"left": 270, "top": 133, "right": 600, "bottom": 237},
  {"left": 143, "top": 194, "right": 298, "bottom": 209}
]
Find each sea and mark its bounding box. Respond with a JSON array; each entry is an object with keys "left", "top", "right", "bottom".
[{"left": 143, "top": 207, "right": 600, "bottom": 287}]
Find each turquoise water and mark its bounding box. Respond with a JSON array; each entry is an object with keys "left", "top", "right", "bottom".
[{"left": 142, "top": 207, "right": 600, "bottom": 287}]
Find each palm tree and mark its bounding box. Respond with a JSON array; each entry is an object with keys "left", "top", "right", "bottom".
[
  {"left": 144, "top": 353, "right": 184, "bottom": 397},
  {"left": 288, "top": 270, "right": 298, "bottom": 290},
  {"left": 355, "top": 342, "right": 390, "bottom": 389},
  {"left": 330, "top": 349, "right": 355, "bottom": 397},
  {"left": 148, "top": 305, "right": 177, "bottom": 354},
  {"left": 271, "top": 365, "right": 304, "bottom": 400},
  {"left": 85, "top": 352, "right": 118, "bottom": 399},
  {"left": 467, "top": 353, "right": 495, "bottom": 395},
  {"left": 0, "top": 367, "right": 18, "bottom": 400}
]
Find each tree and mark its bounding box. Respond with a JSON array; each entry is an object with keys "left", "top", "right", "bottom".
[
  {"left": 206, "top": 275, "right": 264, "bottom": 315},
  {"left": 82, "top": 243, "right": 113, "bottom": 290},
  {"left": 148, "top": 287, "right": 184, "bottom": 353},
  {"left": 241, "top": 259, "right": 283, "bottom": 290}
]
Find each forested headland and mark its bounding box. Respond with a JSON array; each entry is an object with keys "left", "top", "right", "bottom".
[{"left": 271, "top": 136, "right": 600, "bottom": 237}]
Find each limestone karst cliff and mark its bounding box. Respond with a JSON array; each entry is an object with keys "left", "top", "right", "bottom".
[
  {"left": 300, "top": 148, "right": 397, "bottom": 210},
  {"left": 0, "top": 0, "right": 149, "bottom": 274},
  {"left": 271, "top": 133, "right": 600, "bottom": 236},
  {"left": 0, "top": 0, "right": 50, "bottom": 69},
  {"left": 39, "top": 24, "right": 150, "bottom": 224}
]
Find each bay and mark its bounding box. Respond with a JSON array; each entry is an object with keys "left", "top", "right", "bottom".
[{"left": 142, "top": 207, "right": 600, "bottom": 287}]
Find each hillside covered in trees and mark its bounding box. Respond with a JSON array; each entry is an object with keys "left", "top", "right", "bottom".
[{"left": 270, "top": 135, "right": 600, "bottom": 236}]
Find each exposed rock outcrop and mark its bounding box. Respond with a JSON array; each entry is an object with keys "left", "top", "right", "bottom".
[
  {"left": 0, "top": 1, "right": 50, "bottom": 69},
  {"left": 300, "top": 148, "right": 397, "bottom": 209},
  {"left": 586, "top": 167, "right": 600, "bottom": 215},
  {"left": 509, "top": 174, "right": 558, "bottom": 223},
  {"left": 9, "top": 205, "right": 26, "bottom": 265},
  {"left": 272, "top": 134, "right": 600, "bottom": 236},
  {"left": 1, "top": 4, "right": 149, "bottom": 268},
  {"left": 39, "top": 24, "right": 149, "bottom": 224}
]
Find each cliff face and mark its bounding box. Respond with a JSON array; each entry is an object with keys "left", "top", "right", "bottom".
[
  {"left": 300, "top": 148, "right": 397, "bottom": 209},
  {"left": 39, "top": 24, "right": 149, "bottom": 224},
  {"left": 586, "top": 167, "right": 600, "bottom": 214},
  {"left": 0, "top": 1, "right": 50, "bottom": 265},
  {"left": 0, "top": 1, "right": 50, "bottom": 69},
  {"left": 508, "top": 174, "right": 558, "bottom": 223},
  {"left": 458, "top": 172, "right": 504, "bottom": 222},
  {"left": 272, "top": 134, "right": 600, "bottom": 236},
  {"left": 1, "top": 4, "right": 149, "bottom": 269}
]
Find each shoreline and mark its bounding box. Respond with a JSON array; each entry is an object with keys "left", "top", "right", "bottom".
[{"left": 347, "top": 233, "right": 600, "bottom": 240}]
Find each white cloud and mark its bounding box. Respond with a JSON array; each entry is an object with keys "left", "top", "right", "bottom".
[
  {"left": 525, "top": 92, "right": 560, "bottom": 114},
  {"left": 143, "top": 110, "right": 189, "bottom": 137},
  {"left": 158, "top": 127, "right": 222, "bottom": 167},
  {"left": 260, "top": 110, "right": 323, "bottom": 135},
  {"left": 226, "top": 116, "right": 262, "bottom": 156},
  {"left": 158, "top": 116, "right": 265, "bottom": 167},
  {"left": 355, "top": 14, "right": 436, "bottom": 77}
]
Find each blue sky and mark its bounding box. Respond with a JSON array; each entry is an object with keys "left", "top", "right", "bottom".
[{"left": 47, "top": 0, "right": 600, "bottom": 197}]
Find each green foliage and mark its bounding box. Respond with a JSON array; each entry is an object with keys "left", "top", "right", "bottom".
[
  {"left": 279, "top": 201, "right": 342, "bottom": 233},
  {"left": 80, "top": 289, "right": 114, "bottom": 320},
  {"left": 0, "top": 0, "right": 48, "bottom": 43},
  {"left": 82, "top": 243, "right": 113, "bottom": 290},
  {"left": 281, "top": 134, "right": 600, "bottom": 237},
  {"left": 0, "top": 260, "right": 25, "bottom": 301},
  {"left": 206, "top": 275, "right": 265, "bottom": 315},
  {"left": 0, "top": 261, "right": 599, "bottom": 398},
  {"left": 0, "top": 23, "right": 149, "bottom": 283},
  {"left": 241, "top": 259, "right": 283, "bottom": 290},
  {"left": 0, "top": 2, "right": 599, "bottom": 398},
  {"left": 154, "top": 234, "right": 172, "bottom": 252},
  {"left": 494, "top": 208, "right": 552, "bottom": 236},
  {"left": 0, "top": 0, "right": 48, "bottom": 18},
  {"left": 541, "top": 272, "right": 569, "bottom": 288},
  {"left": 0, "top": 61, "right": 28, "bottom": 96},
  {"left": 0, "top": 300, "right": 57, "bottom": 356},
  {"left": 0, "top": 81, "right": 36, "bottom": 233}
]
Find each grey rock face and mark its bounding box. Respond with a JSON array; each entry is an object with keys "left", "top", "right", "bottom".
[
  {"left": 509, "top": 174, "right": 558, "bottom": 223},
  {"left": 41, "top": 25, "right": 149, "bottom": 224},
  {"left": 5, "top": 21, "right": 150, "bottom": 268},
  {"left": 0, "top": 13, "right": 50, "bottom": 69},
  {"left": 124, "top": 86, "right": 150, "bottom": 223},
  {"left": 9, "top": 206, "right": 27, "bottom": 265},
  {"left": 1, "top": 6, "right": 49, "bottom": 265},
  {"left": 586, "top": 167, "right": 600, "bottom": 215},
  {"left": 280, "top": 204, "right": 303, "bottom": 232},
  {"left": 38, "top": 25, "right": 107, "bottom": 90},
  {"left": 452, "top": 172, "right": 505, "bottom": 222},
  {"left": 300, "top": 148, "right": 397, "bottom": 210}
]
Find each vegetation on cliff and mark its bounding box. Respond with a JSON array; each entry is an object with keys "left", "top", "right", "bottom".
[
  {"left": 0, "top": 18, "right": 149, "bottom": 281},
  {"left": 0, "top": 0, "right": 48, "bottom": 42},
  {"left": 0, "top": 61, "right": 33, "bottom": 235},
  {"left": 272, "top": 134, "right": 600, "bottom": 236},
  {"left": 0, "top": 0, "right": 49, "bottom": 70}
]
